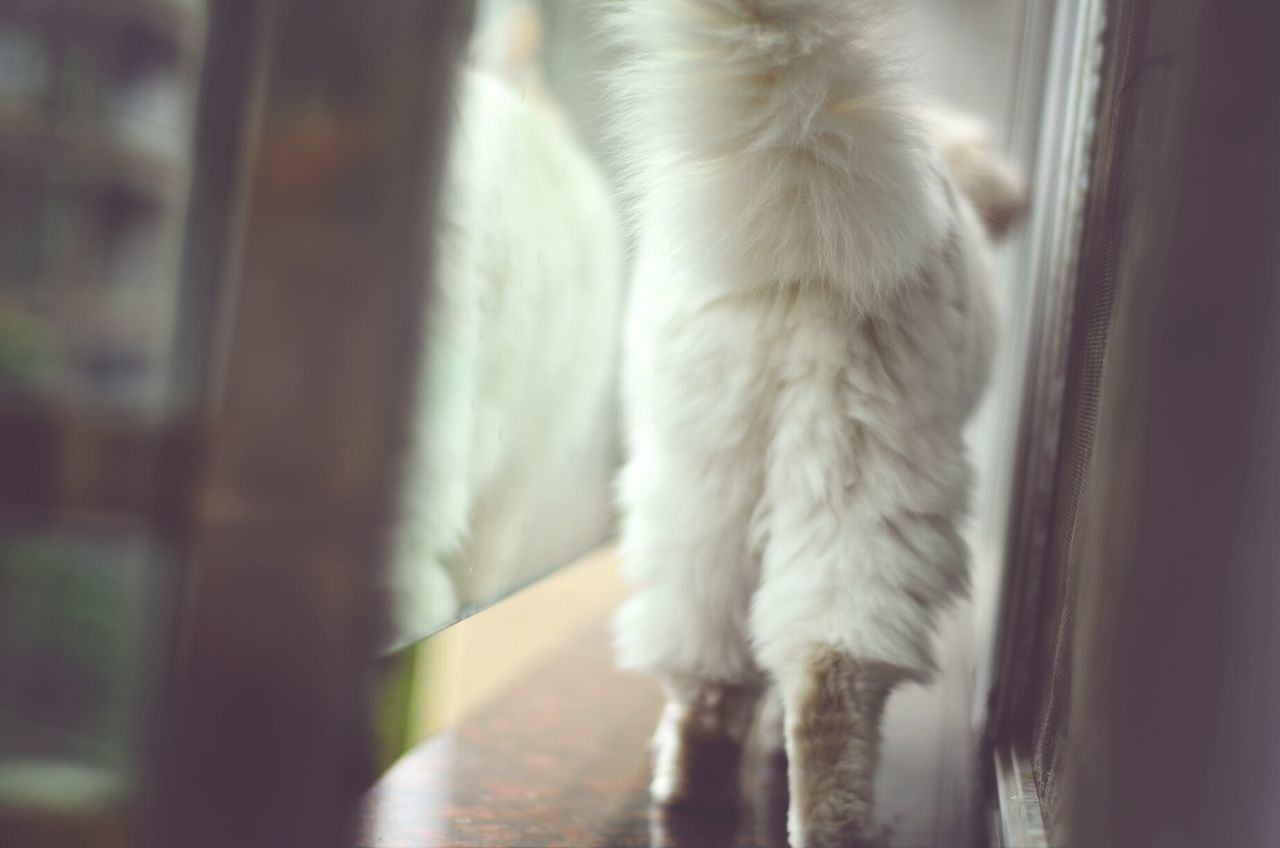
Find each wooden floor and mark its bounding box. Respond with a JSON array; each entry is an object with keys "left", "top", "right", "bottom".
[{"left": 359, "top": 556, "right": 977, "bottom": 848}]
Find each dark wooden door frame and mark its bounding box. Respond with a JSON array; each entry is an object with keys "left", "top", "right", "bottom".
[{"left": 152, "top": 3, "right": 470, "bottom": 847}]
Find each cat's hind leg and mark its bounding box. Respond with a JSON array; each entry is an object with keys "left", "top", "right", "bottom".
[
  {"left": 772, "top": 647, "right": 905, "bottom": 848},
  {"left": 616, "top": 453, "right": 765, "bottom": 809},
  {"left": 747, "top": 312, "right": 972, "bottom": 845}
]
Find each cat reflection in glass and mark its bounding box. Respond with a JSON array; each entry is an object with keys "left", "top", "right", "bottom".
[
  {"left": 608, "top": 2, "right": 1025, "bottom": 846},
  {"left": 393, "top": 5, "right": 623, "bottom": 639}
]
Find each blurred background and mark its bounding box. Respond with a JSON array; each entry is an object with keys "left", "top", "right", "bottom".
[
  {"left": 0, "top": 0, "right": 205, "bottom": 843},
  {"left": 2, "top": 1, "right": 1278, "bottom": 847}
]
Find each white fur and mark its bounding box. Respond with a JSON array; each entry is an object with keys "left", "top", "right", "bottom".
[
  {"left": 391, "top": 48, "right": 623, "bottom": 643},
  {"left": 919, "top": 103, "right": 1028, "bottom": 237},
  {"left": 610, "top": 3, "right": 1007, "bottom": 840},
  {"left": 613, "top": 0, "right": 997, "bottom": 686},
  {"left": 605, "top": 0, "right": 952, "bottom": 314}
]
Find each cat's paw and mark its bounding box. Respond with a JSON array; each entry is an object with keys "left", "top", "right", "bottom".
[
  {"left": 650, "top": 681, "right": 758, "bottom": 809},
  {"left": 651, "top": 729, "right": 744, "bottom": 809}
]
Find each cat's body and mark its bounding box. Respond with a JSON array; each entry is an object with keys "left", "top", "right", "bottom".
[
  {"left": 608, "top": 1, "right": 1021, "bottom": 844},
  {"left": 392, "top": 18, "right": 623, "bottom": 642}
]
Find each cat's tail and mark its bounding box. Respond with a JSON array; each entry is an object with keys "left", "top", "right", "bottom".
[
  {"left": 604, "top": 0, "right": 952, "bottom": 313},
  {"left": 919, "top": 105, "right": 1029, "bottom": 240}
]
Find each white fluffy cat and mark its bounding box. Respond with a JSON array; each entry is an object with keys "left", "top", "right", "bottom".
[
  {"left": 607, "top": 1, "right": 1023, "bottom": 845},
  {"left": 391, "top": 6, "right": 623, "bottom": 644}
]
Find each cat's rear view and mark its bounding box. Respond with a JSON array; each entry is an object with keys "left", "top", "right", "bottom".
[{"left": 607, "top": 2, "right": 1024, "bottom": 845}]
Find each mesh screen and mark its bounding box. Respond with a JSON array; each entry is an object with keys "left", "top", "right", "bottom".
[
  {"left": 1030, "top": 249, "right": 1117, "bottom": 820},
  {"left": 1028, "top": 0, "right": 1151, "bottom": 824}
]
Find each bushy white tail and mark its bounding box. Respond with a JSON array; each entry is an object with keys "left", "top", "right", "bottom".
[
  {"left": 606, "top": 0, "right": 951, "bottom": 312},
  {"left": 920, "top": 104, "right": 1028, "bottom": 238}
]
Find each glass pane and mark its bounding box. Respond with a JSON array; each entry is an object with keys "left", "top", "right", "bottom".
[{"left": 390, "top": 0, "right": 623, "bottom": 644}]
